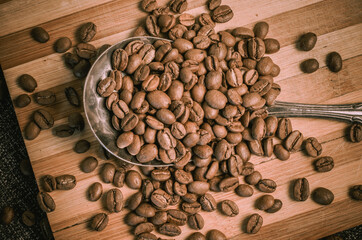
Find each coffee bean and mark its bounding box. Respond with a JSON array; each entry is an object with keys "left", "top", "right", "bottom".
[
  {"left": 349, "top": 185, "right": 362, "bottom": 201},
  {"left": 76, "top": 43, "right": 96, "bottom": 59},
  {"left": 101, "top": 163, "right": 116, "bottom": 183},
  {"left": 187, "top": 181, "right": 210, "bottom": 195},
  {"left": 141, "top": 0, "right": 158, "bottom": 12},
  {"left": 199, "top": 193, "right": 217, "bottom": 212},
  {"left": 349, "top": 123, "right": 362, "bottom": 142},
  {"left": 56, "top": 175, "right": 76, "bottom": 190},
  {"left": 188, "top": 213, "right": 204, "bottom": 230},
  {"left": 65, "top": 87, "right": 80, "bottom": 107},
  {"left": 255, "top": 195, "right": 274, "bottom": 210},
  {"left": 312, "top": 187, "right": 334, "bottom": 205},
  {"left": 263, "top": 137, "right": 273, "bottom": 157},
  {"left": 181, "top": 202, "right": 201, "bottom": 214},
  {"left": 31, "top": 27, "right": 49, "bottom": 43},
  {"left": 235, "top": 184, "right": 254, "bottom": 197},
  {"left": 301, "top": 58, "right": 319, "bottom": 73},
  {"left": 137, "top": 232, "right": 158, "bottom": 240},
  {"left": 68, "top": 112, "right": 85, "bottom": 131},
  {"left": 113, "top": 167, "right": 126, "bottom": 187},
  {"left": 284, "top": 130, "right": 303, "bottom": 151},
  {"left": 73, "top": 59, "right": 91, "bottom": 78},
  {"left": 220, "top": 200, "right": 239, "bottom": 217},
  {"left": 41, "top": 175, "right": 56, "bottom": 192},
  {"left": 274, "top": 144, "right": 290, "bottom": 160},
  {"left": 126, "top": 170, "right": 142, "bottom": 189},
  {"left": 91, "top": 213, "right": 108, "bottom": 231},
  {"left": 74, "top": 139, "right": 90, "bottom": 153},
  {"left": 293, "top": 178, "right": 310, "bottom": 201},
  {"left": 265, "top": 199, "right": 283, "bottom": 213},
  {"left": 33, "top": 109, "right": 54, "bottom": 129},
  {"left": 207, "top": 229, "right": 227, "bottom": 240},
  {"left": 1, "top": 207, "right": 14, "bottom": 225},
  {"left": 53, "top": 124, "right": 74, "bottom": 137},
  {"left": 37, "top": 192, "right": 56, "bottom": 212},
  {"left": 212, "top": 5, "right": 233, "bottom": 23},
  {"left": 327, "top": 52, "right": 342, "bottom": 72},
  {"left": 167, "top": 209, "right": 187, "bottom": 226},
  {"left": 14, "top": 94, "right": 31, "bottom": 108},
  {"left": 253, "top": 22, "right": 269, "bottom": 39},
  {"left": 277, "top": 118, "right": 292, "bottom": 139},
  {"left": 150, "top": 189, "right": 171, "bottom": 209},
  {"left": 79, "top": 22, "right": 97, "bottom": 42},
  {"left": 314, "top": 156, "right": 334, "bottom": 172},
  {"left": 179, "top": 13, "right": 195, "bottom": 26},
  {"left": 150, "top": 211, "right": 168, "bottom": 226},
  {"left": 170, "top": 0, "right": 187, "bottom": 14},
  {"left": 54, "top": 37, "right": 72, "bottom": 53},
  {"left": 64, "top": 52, "right": 80, "bottom": 68},
  {"left": 20, "top": 159, "right": 33, "bottom": 176},
  {"left": 35, "top": 90, "right": 56, "bottom": 105},
  {"left": 245, "top": 213, "right": 263, "bottom": 234},
  {"left": 245, "top": 171, "right": 262, "bottom": 185},
  {"left": 25, "top": 121, "right": 41, "bottom": 140},
  {"left": 187, "top": 232, "right": 206, "bottom": 240},
  {"left": 22, "top": 210, "right": 35, "bottom": 226},
  {"left": 299, "top": 32, "right": 317, "bottom": 51},
  {"left": 88, "top": 182, "right": 103, "bottom": 201},
  {"left": 257, "top": 179, "right": 276, "bottom": 193},
  {"left": 136, "top": 203, "right": 156, "bottom": 218},
  {"left": 134, "top": 222, "right": 155, "bottom": 236},
  {"left": 125, "top": 212, "right": 147, "bottom": 226},
  {"left": 219, "top": 177, "right": 239, "bottom": 192},
  {"left": 106, "top": 188, "right": 123, "bottom": 213},
  {"left": 159, "top": 223, "right": 182, "bottom": 236}
]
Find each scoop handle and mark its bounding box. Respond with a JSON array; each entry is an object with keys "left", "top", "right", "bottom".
[{"left": 267, "top": 101, "right": 362, "bottom": 124}]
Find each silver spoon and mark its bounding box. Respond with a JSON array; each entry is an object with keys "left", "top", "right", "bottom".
[{"left": 84, "top": 36, "right": 362, "bottom": 167}]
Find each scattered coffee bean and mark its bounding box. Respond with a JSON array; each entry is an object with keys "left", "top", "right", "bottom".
[
  {"left": 88, "top": 182, "right": 103, "bottom": 201},
  {"left": 91, "top": 213, "right": 108, "bottom": 231},
  {"left": 299, "top": 32, "right": 317, "bottom": 51},
  {"left": 235, "top": 184, "right": 254, "bottom": 197},
  {"left": 134, "top": 222, "right": 155, "bottom": 236},
  {"left": 327, "top": 52, "right": 342, "bottom": 72},
  {"left": 349, "top": 123, "right": 361, "bottom": 143},
  {"left": 20, "top": 159, "right": 33, "bottom": 176},
  {"left": 15, "top": 94, "right": 31, "bottom": 108},
  {"left": 41, "top": 175, "right": 56, "bottom": 192},
  {"left": 284, "top": 130, "right": 303, "bottom": 151},
  {"left": 312, "top": 187, "right": 334, "bottom": 205},
  {"left": 245, "top": 171, "right": 262, "bottom": 185},
  {"left": 182, "top": 202, "right": 201, "bottom": 214},
  {"left": 274, "top": 144, "right": 290, "bottom": 160},
  {"left": 137, "top": 232, "right": 158, "bottom": 240},
  {"left": 277, "top": 118, "right": 292, "bottom": 140},
  {"left": 65, "top": 87, "right": 80, "bottom": 107},
  {"left": 187, "top": 232, "right": 206, "bottom": 240},
  {"left": 264, "top": 38, "right": 280, "bottom": 54},
  {"left": 74, "top": 139, "right": 91, "bottom": 153},
  {"left": 255, "top": 194, "right": 274, "bottom": 210},
  {"left": 220, "top": 200, "right": 239, "bottom": 217},
  {"left": 34, "top": 90, "right": 56, "bottom": 105},
  {"left": 314, "top": 156, "right": 334, "bottom": 172},
  {"left": 18, "top": 74, "right": 37, "bottom": 92},
  {"left": 301, "top": 58, "right": 319, "bottom": 73},
  {"left": 79, "top": 22, "right": 97, "bottom": 42},
  {"left": 208, "top": 0, "right": 221, "bottom": 11},
  {"left": 188, "top": 213, "right": 204, "bottom": 230},
  {"left": 22, "top": 210, "right": 35, "bottom": 226},
  {"left": 245, "top": 213, "right": 263, "bottom": 234},
  {"left": 125, "top": 212, "right": 147, "bottom": 226},
  {"left": 212, "top": 5, "right": 234, "bottom": 23},
  {"left": 199, "top": 193, "right": 217, "bottom": 212},
  {"left": 219, "top": 177, "right": 239, "bottom": 192},
  {"left": 56, "top": 174, "right": 76, "bottom": 190},
  {"left": 159, "top": 223, "right": 182, "bottom": 236},
  {"left": 1, "top": 206, "right": 14, "bottom": 225},
  {"left": 304, "top": 137, "right": 322, "bottom": 157},
  {"left": 128, "top": 192, "right": 143, "bottom": 211},
  {"left": 33, "top": 109, "right": 54, "bottom": 129},
  {"left": 73, "top": 59, "right": 91, "bottom": 78},
  {"left": 37, "top": 192, "right": 56, "bottom": 212},
  {"left": 53, "top": 124, "right": 75, "bottom": 137},
  {"left": 257, "top": 179, "right": 277, "bottom": 193},
  {"left": 349, "top": 185, "right": 362, "bottom": 201},
  {"left": 64, "top": 52, "right": 80, "bottom": 68},
  {"left": 167, "top": 209, "right": 187, "bottom": 226},
  {"left": 54, "top": 37, "right": 72, "bottom": 53},
  {"left": 106, "top": 188, "right": 123, "bottom": 212},
  {"left": 265, "top": 199, "right": 283, "bottom": 213},
  {"left": 31, "top": 27, "right": 49, "bottom": 43},
  {"left": 80, "top": 156, "right": 98, "bottom": 173},
  {"left": 68, "top": 112, "right": 85, "bottom": 131},
  {"left": 206, "top": 229, "right": 227, "bottom": 240},
  {"left": 25, "top": 121, "right": 41, "bottom": 140},
  {"left": 293, "top": 178, "right": 310, "bottom": 201}
]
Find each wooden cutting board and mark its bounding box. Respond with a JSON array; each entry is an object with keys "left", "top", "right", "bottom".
[{"left": 1, "top": 0, "right": 362, "bottom": 239}]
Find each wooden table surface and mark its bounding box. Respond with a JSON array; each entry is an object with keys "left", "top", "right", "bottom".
[{"left": 1, "top": 0, "right": 362, "bottom": 239}]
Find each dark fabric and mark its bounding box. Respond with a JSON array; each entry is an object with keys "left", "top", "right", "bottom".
[{"left": 0, "top": 67, "right": 360, "bottom": 239}]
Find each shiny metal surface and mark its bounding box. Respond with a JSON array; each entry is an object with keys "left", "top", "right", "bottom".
[{"left": 83, "top": 36, "right": 172, "bottom": 167}]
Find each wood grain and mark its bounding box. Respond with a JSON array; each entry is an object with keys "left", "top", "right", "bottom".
[{"left": 1, "top": 0, "right": 362, "bottom": 239}]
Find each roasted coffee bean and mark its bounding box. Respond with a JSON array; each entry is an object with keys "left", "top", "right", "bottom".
[
  {"left": 182, "top": 193, "right": 198, "bottom": 204},
  {"left": 304, "top": 137, "right": 322, "bottom": 157},
  {"left": 33, "top": 109, "right": 54, "bottom": 130},
  {"left": 207, "top": 229, "right": 227, "bottom": 240},
  {"left": 208, "top": 0, "right": 221, "bottom": 10},
  {"left": 101, "top": 163, "right": 116, "bottom": 183},
  {"left": 167, "top": 209, "right": 187, "bottom": 226},
  {"left": 53, "top": 124, "right": 75, "bottom": 137},
  {"left": 188, "top": 181, "right": 210, "bottom": 195},
  {"left": 299, "top": 32, "right": 317, "bottom": 51},
  {"left": 79, "top": 22, "right": 97, "bottom": 42},
  {"left": 76, "top": 43, "right": 96, "bottom": 59},
  {"left": 208, "top": 175, "right": 222, "bottom": 192},
  {"left": 137, "top": 144, "right": 158, "bottom": 163},
  {"left": 188, "top": 213, "right": 204, "bottom": 230},
  {"left": 257, "top": 179, "right": 276, "bottom": 193},
  {"left": 113, "top": 167, "right": 126, "bottom": 187},
  {"left": 349, "top": 123, "right": 362, "bottom": 142},
  {"left": 141, "top": 179, "right": 154, "bottom": 200},
  {"left": 74, "top": 139, "right": 90, "bottom": 153},
  {"left": 263, "top": 137, "right": 273, "bottom": 157},
  {"left": 121, "top": 113, "right": 139, "bottom": 131},
  {"left": 220, "top": 200, "right": 239, "bottom": 217},
  {"left": 293, "top": 178, "right": 310, "bottom": 201},
  {"left": 15, "top": 94, "right": 31, "bottom": 108},
  {"left": 327, "top": 51, "right": 343, "bottom": 72},
  {"left": 127, "top": 192, "right": 142, "bottom": 211},
  {"left": 106, "top": 188, "right": 123, "bottom": 212},
  {"left": 35, "top": 90, "right": 56, "bottom": 105},
  {"left": 151, "top": 189, "right": 171, "bottom": 209},
  {"left": 212, "top": 5, "right": 233, "bottom": 23},
  {"left": 150, "top": 211, "right": 168, "bottom": 226},
  {"left": 174, "top": 169, "right": 193, "bottom": 184},
  {"left": 73, "top": 59, "right": 91, "bottom": 78},
  {"left": 151, "top": 169, "right": 171, "bottom": 182},
  {"left": 274, "top": 144, "right": 290, "bottom": 160},
  {"left": 245, "top": 214, "right": 263, "bottom": 234},
  {"left": 264, "top": 38, "right": 280, "bottom": 54},
  {"left": 137, "top": 232, "right": 158, "bottom": 240},
  {"left": 65, "top": 87, "right": 80, "bottom": 107},
  {"left": 312, "top": 187, "right": 334, "bottom": 205},
  {"left": 182, "top": 202, "right": 201, "bottom": 214},
  {"left": 126, "top": 170, "right": 142, "bottom": 189},
  {"left": 301, "top": 58, "right": 319, "bottom": 73},
  {"left": 68, "top": 112, "right": 85, "bottom": 131},
  {"left": 245, "top": 171, "right": 262, "bottom": 185},
  {"left": 19, "top": 159, "right": 32, "bottom": 176},
  {"left": 56, "top": 175, "right": 76, "bottom": 190},
  {"left": 248, "top": 139, "right": 264, "bottom": 156},
  {"left": 146, "top": 15, "right": 160, "bottom": 36},
  {"left": 265, "top": 199, "right": 282, "bottom": 213},
  {"left": 141, "top": 0, "right": 158, "bottom": 12},
  {"left": 170, "top": 0, "right": 187, "bottom": 13},
  {"left": 125, "top": 212, "right": 147, "bottom": 226},
  {"left": 158, "top": 15, "right": 176, "bottom": 33},
  {"left": 31, "top": 27, "right": 49, "bottom": 43},
  {"left": 116, "top": 131, "right": 134, "bottom": 149},
  {"left": 18, "top": 74, "right": 37, "bottom": 93},
  {"left": 277, "top": 118, "right": 292, "bottom": 139},
  {"left": 159, "top": 223, "right": 182, "bottom": 236},
  {"left": 235, "top": 184, "right": 254, "bottom": 197},
  {"left": 64, "top": 52, "right": 80, "bottom": 68},
  {"left": 235, "top": 142, "right": 251, "bottom": 163},
  {"left": 42, "top": 175, "right": 56, "bottom": 192},
  {"left": 1, "top": 207, "right": 14, "bottom": 225},
  {"left": 24, "top": 121, "right": 40, "bottom": 140},
  {"left": 147, "top": 90, "right": 171, "bottom": 109},
  {"left": 112, "top": 49, "right": 128, "bottom": 71},
  {"left": 350, "top": 185, "right": 362, "bottom": 201},
  {"left": 22, "top": 210, "right": 35, "bottom": 226},
  {"left": 37, "top": 192, "right": 56, "bottom": 212},
  {"left": 88, "top": 182, "right": 103, "bottom": 201},
  {"left": 178, "top": 13, "right": 195, "bottom": 27},
  {"left": 219, "top": 177, "right": 239, "bottom": 192},
  {"left": 314, "top": 156, "right": 334, "bottom": 172},
  {"left": 284, "top": 130, "right": 303, "bottom": 151},
  {"left": 54, "top": 37, "right": 72, "bottom": 53},
  {"left": 134, "top": 222, "right": 155, "bottom": 236},
  {"left": 256, "top": 194, "right": 274, "bottom": 211},
  {"left": 199, "top": 193, "right": 217, "bottom": 212},
  {"left": 136, "top": 203, "right": 156, "bottom": 218},
  {"left": 253, "top": 22, "right": 269, "bottom": 39},
  {"left": 91, "top": 213, "right": 108, "bottom": 231}
]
